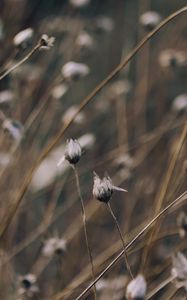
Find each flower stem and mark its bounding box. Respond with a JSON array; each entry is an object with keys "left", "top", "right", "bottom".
[
  {"left": 72, "top": 165, "right": 97, "bottom": 300},
  {"left": 0, "top": 42, "right": 41, "bottom": 81},
  {"left": 106, "top": 202, "right": 133, "bottom": 279}
]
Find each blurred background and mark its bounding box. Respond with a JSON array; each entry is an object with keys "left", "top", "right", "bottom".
[{"left": 0, "top": 0, "right": 186, "bottom": 299}]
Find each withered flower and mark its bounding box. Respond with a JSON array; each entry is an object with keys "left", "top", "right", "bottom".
[
  {"left": 39, "top": 34, "right": 55, "bottom": 50},
  {"left": 58, "top": 138, "right": 82, "bottom": 166},
  {"left": 93, "top": 172, "right": 127, "bottom": 203}
]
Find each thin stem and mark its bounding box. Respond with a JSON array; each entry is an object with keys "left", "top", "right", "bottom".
[
  {"left": 72, "top": 165, "right": 97, "bottom": 300},
  {"left": 0, "top": 7, "right": 186, "bottom": 239},
  {"left": 106, "top": 202, "right": 133, "bottom": 279},
  {"left": 0, "top": 42, "right": 41, "bottom": 81},
  {"left": 146, "top": 275, "right": 175, "bottom": 299},
  {"left": 75, "top": 191, "right": 187, "bottom": 300}
]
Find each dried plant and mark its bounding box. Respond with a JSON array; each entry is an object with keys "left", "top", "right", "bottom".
[{"left": 0, "top": 2, "right": 186, "bottom": 300}]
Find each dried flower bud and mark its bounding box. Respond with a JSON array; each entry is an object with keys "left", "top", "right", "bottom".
[
  {"left": 69, "top": 0, "right": 90, "bottom": 8},
  {"left": 93, "top": 172, "right": 127, "bottom": 203},
  {"left": 158, "top": 49, "right": 187, "bottom": 68},
  {"left": 61, "top": 61, "right": 90, "bottom": 81},
  {"left": 139, "top": 11, "right": 161, "bottom": 31},
  {"left": 126, "top": 274, "right": 147, "bottom": 300},
  {"left": 18, "top": 273, "right": 39, "bottom": 297},
  {"left": 39, "top": 34, "right": 55, "bottom": 50},
  {"left": 51, "top": 84, "right": 68, "bottom": 99},
  {"left": 42, "top": 237, "right": 67, "bottom": 257},
  {"left": 13, "top": 28, "right": 33, "bottom": 48},
  {"left": 94, "top": 16, "right": 115, "bottom": 33},
  {"left": 75, "top": 31, "right": 94, "bottom": 52},
  {"left": 2, "top": 119, "right": 23, "bottom": 142},
  {"left": 58, "top": 138, "right": 82, "bottom": 166},
  {"left": 172, "top": 94, "right": 187, "bottom": 113},
  {"left": 171, "top": 252, "right": 187, "bottom": 290},
  {"left": 107, "top": 79, "right": 131, "bottom": 100},
  {"left": 0, "top": 90, "right": 14, "bottom": 105}
]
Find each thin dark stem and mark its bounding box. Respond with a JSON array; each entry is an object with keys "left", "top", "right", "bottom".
[
  {"left": 72, "top": 165, "right": 97, "bottom": 300},
  {"left": 106, "top": 202, "right": 133, "bottom": 279},
  {"left": 0, "top": 43, "right": 41, "bottom": 81},
  {"left": 75, "top": 191, "right": 187, "bottom": 300}
]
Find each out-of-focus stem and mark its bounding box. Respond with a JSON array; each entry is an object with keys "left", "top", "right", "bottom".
[
  {"left": 72, "top": 165, "right": 97, "bottom": 300},
  {"left": 106, "top": 202, "right": 133, "bottom": 279},
  {"left": 0, "top": 42, "right": 40, "bottom": 81}
]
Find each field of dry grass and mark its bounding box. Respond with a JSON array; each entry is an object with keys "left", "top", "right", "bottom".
[{"left": 0, "top": 0, "right": 187, "bottom": 299}]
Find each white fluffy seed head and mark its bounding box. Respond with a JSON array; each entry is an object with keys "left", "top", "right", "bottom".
[
  {"left": 93, "top": 172, "right": 113, "bottom": 203},
  {"left": 58, "top": 139, "right": 82, "bottom": 166},
  {"left": 61, "top": 61, "right": 90, "bottom": 81},
  {"left": 172, "top": 94, "right": 187, "bottom": 112},
  {"left": 158, "top": 49, "right": 186, "bottom": 68},
  {"left": 75, "top": 31, "right": 94, "bottom": 51},
  {"left": 0, "top": 90, "right": 14, "bottom": 105},
  {"left": 13, "top": 28, "right": 33, "bottom": 47},
  {"left": 42, "top": 237, "right": 67, "bottom": 257},
  {"left": 139, "top": 11, "right": 161, "bottom": 30},
  {"left": 126, "top": 274, "right": 147, "bottom": 300},
  {"left": 2, "top": 119, "right": 23, "bottom": 142},
  {"left": 93, "top": 172, "right": 127, "bottom": 203}
]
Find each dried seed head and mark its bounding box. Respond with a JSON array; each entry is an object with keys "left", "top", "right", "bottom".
[
  {"left": 51, "top": 84, "right": 68, "bottom": 99},
  {"left": 126, "top": 274, "right": 147, "bottom": 300},
  {"left": 93, "top": 172, "right": 127, "bottom": 203},
  {"left": 18, "top": 273, "right": 39, "bottom": 297},
  {"left": 107, "top": 79, "right": 131, "bottom": 100},
  {"left": 64, "top": 139, "right": 82, "bottom": 164},
  {"left": 158, "top": 49, "right": 187, "bottom": 68},
  {"left": 0, "top": 90, "right": 14, "bottom": 105},
  {"left": 58, "top": 139, "right": 82, "bottom": 166},
  {"left": 13, "top": 28, "right": 33, "bottom": 48},
  {"left": 61, "top": 61, "right": 90, "bottom": 81},
  {"left": 2, "top": 119, "right": 23, "bottom": 142},
  {"left": 94, "top": 16, "right": 115, "bottom": 33},
  {"left": 76, "top": 31, "right": 93, "bottom": 48},
  {"left": 75, "top": 31, "right": 94, "bottom": 53},
  {"left": 42, "top": 237, "right": 67, "bottom": 257},
  {"left": 139, "top": 11, "right": 161, "bottom": 31},
  {"left": 39, "top": 34, "right": 55, "bottom": 50},
  {"left": 171, "top": 252, "right": 187, "bottom": 290},
  {"left": 172, "top": 94, "right": 187, "bottom": 113}
]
